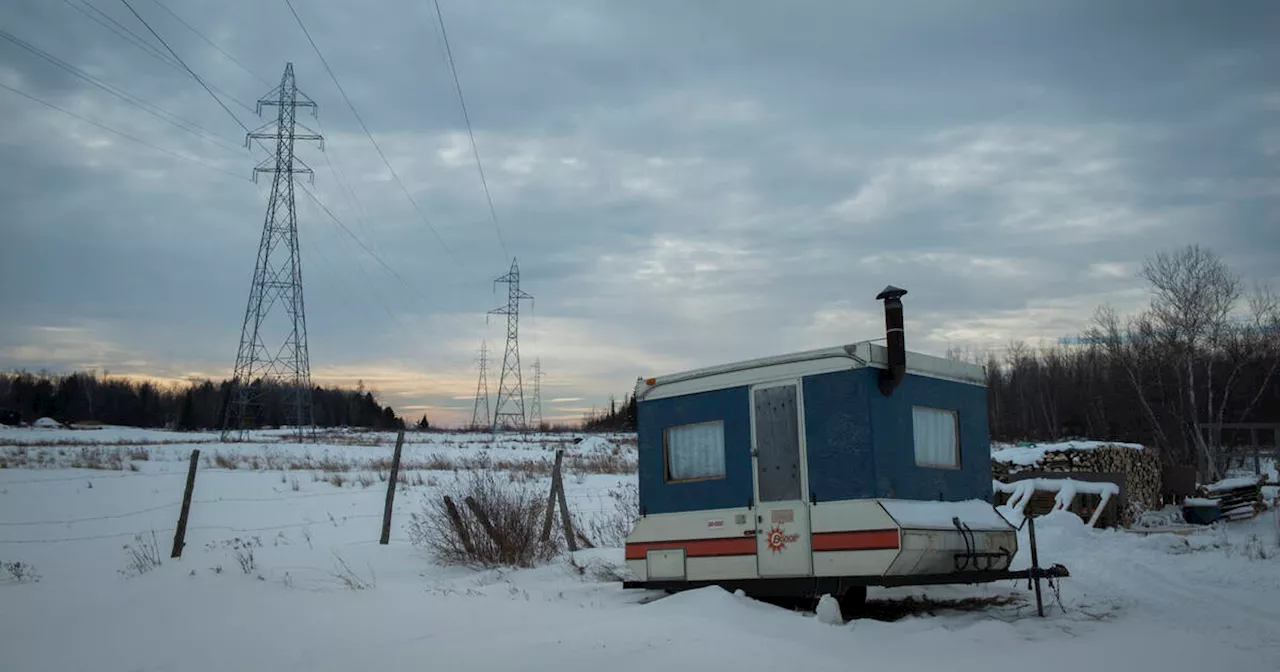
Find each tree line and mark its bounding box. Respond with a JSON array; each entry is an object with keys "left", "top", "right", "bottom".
[
  {"left": 584, "top": 245, "right": 1276, "bottom": 480},
  {"left": 0, "top": 372, "right": 404, "bottom": 431},
  {"left": 581, "top": 393, "right": 638, "bottom": 432},
  {"left": 962, "top": 245, "right": 1279, "bottom": 480}
]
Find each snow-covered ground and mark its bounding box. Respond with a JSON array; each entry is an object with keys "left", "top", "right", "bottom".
[{"left": 2, "top": 427, "right": 1279, "bottom": 671}]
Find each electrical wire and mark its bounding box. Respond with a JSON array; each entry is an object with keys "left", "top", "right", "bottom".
[
  {"left": 118, "top": 0, "right": 253, "bottom": 131},
  {"left": 0, "top": 27, "right": 243, "bottom": 152},
  {"left": 57, "top": 0, "right": 255, "bottom": 113},
  {"left": 281, "top": 0, "right": 459, "bottom": 264},
  {"left": 0, "top": 81, "right": 247, "bottom": 180},
  {"left": 431, "top": 0, "right": 508, "bottom": 263},
  {"left": 144, "top": 0, "right": 273, "bottom": 86},
  {"left": 115, "top": 0, "right": 436, "bottom": 310},
  {"left": 313, "top": 116, "right": 374, "bottom": 241},
  {"left": 59, "top": 0, "right": 181, "bottom": 70},
  {"left": 296, "top": 183, "right": 427, "bottom": 303}
]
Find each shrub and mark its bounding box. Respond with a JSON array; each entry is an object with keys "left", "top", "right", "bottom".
[
  {"left": 407, "top": 471, "right": 559, "bottom": 568},
  {"left": 1244, "top": 534, "right": 1274, "bottom": 561},
  {"left": 567, "top": 452, "right": 636, "bottom": 475},
  {"left": 584, "top": 483, "right": 639, "bottom": 548},
  {"left": 121, "top": 531, "right": 163, "bottom": 577},
  {"left": 1, "top": 560, "right": 41, "bottom": 583},
  {"left": 331, "top": 553, "right": 375, "bottom": 589},
  {"left": 71, "top": 447, "right": 124, "bottom": 471},
  {"left": 228, "top": 537, "right": 261, "bottom": 574}
]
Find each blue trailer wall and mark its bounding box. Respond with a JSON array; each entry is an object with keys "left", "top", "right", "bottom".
[
  {"left": 802, "top": 368, "right": 991, "bottom": 503},
  {"left": 802, "top": 369, "right": 876, "bottom": 501},
  {"left": 637, "top": 386, "right": 753, "bottom": 515},
  {"left": 865, "top": 370, "right": 992, "bottom": 502},
  {"left": 638, "top": 367, "right": 992, "bottom": 516}
]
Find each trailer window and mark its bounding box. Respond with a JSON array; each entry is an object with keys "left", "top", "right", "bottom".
[
  {"left": 664, "top": 421, "right": 726, "bottom": 482},
  {"left": 912, "top": 406, "right": 959, "bottom": 469}
]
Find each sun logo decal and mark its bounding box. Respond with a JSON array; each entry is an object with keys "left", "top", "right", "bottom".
[{"left": 766, "top": 524, "right": 797, "bottom": 553}]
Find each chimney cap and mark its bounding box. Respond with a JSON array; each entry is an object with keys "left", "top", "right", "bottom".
[{"left": 876, "top": 285, "right": 908, "bottom": 301}]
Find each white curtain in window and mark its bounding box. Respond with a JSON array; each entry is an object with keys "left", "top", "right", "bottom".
[
  {"left": 913, "top": 407, "right": 959, "bottom": 468},
  {"left": 667, "top": 422, "right": 726, "bottom": 481}
]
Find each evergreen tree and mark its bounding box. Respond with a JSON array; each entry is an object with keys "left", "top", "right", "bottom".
[{"left": 177, "top": 390, "right": 196, "bottom": 431}]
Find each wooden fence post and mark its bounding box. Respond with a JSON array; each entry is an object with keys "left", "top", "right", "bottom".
[
  {"left": 465, "top": 495, "right": 507, "bottom": 562},
  {"left": 553, "top": 456, "right": 578, "bottom": 552},
  {"left": 540, "top": 450, "right": 563, "bottom": 543},
  {"left": 379, "top": 429, "right": 405, "bottom": 545},
  {"left": 171, "top": 449, "right": 200, "bottom": 558},
  {"left": 442, "top": 496, "right": 475, "bottom": 555}
]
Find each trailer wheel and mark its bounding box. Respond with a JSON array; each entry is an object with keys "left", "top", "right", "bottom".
[{"left": 838, "top": 586, "right": 867, "bottom": 616}]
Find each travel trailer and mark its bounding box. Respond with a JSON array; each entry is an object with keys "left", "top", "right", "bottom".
[{"left": 623, "top": 286, "right": 1066, "bottom": 612}]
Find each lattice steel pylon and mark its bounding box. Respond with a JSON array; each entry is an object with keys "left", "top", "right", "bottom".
[
  {"left": 529, "top": 358, "right": 544, "bottom": 431},
  {"left": 488, "top": 258, "right": 533, "bottom": 432},
  {"left": 221, "top": 63, "right": 323, "bottom": 443},
  {"left": 470, "top": 340, "right": 491, "bottom": 430}
]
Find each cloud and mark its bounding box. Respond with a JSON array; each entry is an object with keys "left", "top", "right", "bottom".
[{"left": 1, "top": 0, "right": 1276, "bottom": 427}]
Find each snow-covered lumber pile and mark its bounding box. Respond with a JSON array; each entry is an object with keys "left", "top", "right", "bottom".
[
  {"left": 991, "top": 440, "right": 1160, "bottom": 525},
  {"left": 993, "top": 478, "right": 1121, "bottom": 528},
  {"left": 1201, "top": 475, "right": 1263, "bottom": 520}
]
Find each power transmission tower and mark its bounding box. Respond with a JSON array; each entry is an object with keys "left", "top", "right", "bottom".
[
  {"left": 530, "top": 358, "right": 544, "bottom": 431},
  {"left": 222, "top": 63, "right": 323, "bottom": 443},
  {"left": 488, "top": 258, "right": 533, "bottom": 432},
  {"left": 470, "top": 340, "right": 491, "bottom": 430}
]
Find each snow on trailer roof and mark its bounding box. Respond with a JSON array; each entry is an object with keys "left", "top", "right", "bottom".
[
  {"left": 879, "top": 499, "right": 1013, "bottom": 531},
  {"left": 637, "top": 341, "right": 985, "bottom": 401}
]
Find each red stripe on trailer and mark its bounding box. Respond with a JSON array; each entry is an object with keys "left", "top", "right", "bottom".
[
  {"left": 811, "top": 529, "right": 900, "bottom": 552},
  {"left": 625, "top": 537, "right": 757, "bottom": 560}
]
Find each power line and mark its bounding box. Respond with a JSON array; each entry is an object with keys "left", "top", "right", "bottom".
[
  {"left": 109, "top": 1, "right": 436, "bottom": 322},
  {"left": 281, "top": 0, "right": 459, "bottom": 264},
  {"left": 144, "top": 0, "right": 272, "bottom": 86},
  {"left": 59, "top": 0, "right": 181, "bottom": 70},
  {"left": 0, "top": 80, "right": 247, "bottom": 180},
  {"left": 313, "top": 116, "right": 374, "bottom": 240},
  {"left": 432, "top": 0, "right": 508, "bottom": 262},
  {"left": 296, "top": 182, "right": 422, "bottom": 298},
  {"left": 118, "top": 0, "right": 252, "bottom": 133},
  {"left": 57, "top": 0, "right": 255, "bottom": 113},
  {"left": 0, "top": 27, "right": 242, "bottom": 152}
]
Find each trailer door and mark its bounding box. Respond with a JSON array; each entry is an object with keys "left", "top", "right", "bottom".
[{"left": 751, "top": 382, "right": 812, "bottom": 578}]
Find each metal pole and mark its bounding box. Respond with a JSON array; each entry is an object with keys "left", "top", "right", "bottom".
[{"left": 1028, "top": 514, "right": 1044, "bottom": 617}]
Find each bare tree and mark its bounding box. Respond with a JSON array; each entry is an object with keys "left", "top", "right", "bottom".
[
  {"left": 1138, "top": 245, "right": 1241, "bottom": 480},
  {"left": 1089, "top": 304, "right": 1172, "bottom": 452}
]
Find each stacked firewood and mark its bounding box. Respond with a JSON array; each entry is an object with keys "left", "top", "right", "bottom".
[
  {"left": 992, "top": 444, "right": 1161, "bottom": 525},
  {"left": 1200, "top": 476, "right": 1264, "bottom": 520}
]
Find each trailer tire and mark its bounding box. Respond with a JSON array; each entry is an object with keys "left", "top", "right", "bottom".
[{"left": 838, "top": 586, "right": 867, "bottom": 616}]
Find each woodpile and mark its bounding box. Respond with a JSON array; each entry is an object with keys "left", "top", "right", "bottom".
[
  {"left": 1200, "top": 476, "right": 1264, "bottom": 520},
  {"left": 993, "top": 443, "right": 1161, "bottom": 526}
]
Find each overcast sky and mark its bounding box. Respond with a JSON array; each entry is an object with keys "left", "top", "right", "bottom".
[{"left": 1, "top": 0, "right": 1277, "bottom": 426}]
